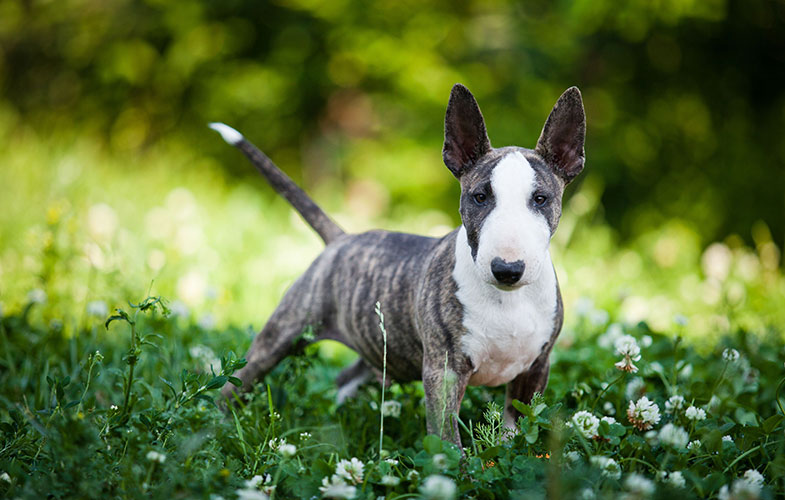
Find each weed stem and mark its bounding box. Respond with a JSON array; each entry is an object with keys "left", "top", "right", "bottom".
[
  {"left": 592, "top": 372, "right": 626, "bottom": 413},
  {"left": 375, "top": 301, "right": 387, "bottom": 459}
]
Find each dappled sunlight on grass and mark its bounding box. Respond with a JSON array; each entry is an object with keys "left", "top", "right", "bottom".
[{"left": 1, "top": 131, "right": 783, "bottom": 346}]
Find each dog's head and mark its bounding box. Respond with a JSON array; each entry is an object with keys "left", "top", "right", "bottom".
[{"left": 443, "top": 84, "right": 585, "bottom": 289}]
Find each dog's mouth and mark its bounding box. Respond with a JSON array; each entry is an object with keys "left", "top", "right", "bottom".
[{"left": 490, "top": 280, "right": 529, "bottom": 291}]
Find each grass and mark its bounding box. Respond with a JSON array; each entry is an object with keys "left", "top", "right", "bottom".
[
  {"left": 1, "top": 291, "right": 783, "bottom": 498},
  {"left": 1, "top": 131, "right": 784, "bottom": 498}
]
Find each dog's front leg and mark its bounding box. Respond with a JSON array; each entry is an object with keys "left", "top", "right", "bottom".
[
  {"left": 503, "top": 350, "right": 551, "bottom": 431},
  {"left": 421, "top": 347, "right": 472, "bottom": 448}
]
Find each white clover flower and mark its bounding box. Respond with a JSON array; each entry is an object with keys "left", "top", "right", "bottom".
[
  {"left": 627, "top": 396, "right": 661, "bottom": 430},
  {"left": 385, "top": 458, "right": 398, "bottom": 466},
  {"left": 244, "top": 475, "right": 264, "bottom": 488},
  {"left": 380, "top": 475, "right": 400, "bottom": 486},
  {"left": 601, "top": 416, "right": 617, "bottom": 426},
  {"left": 722, "top": 348, "right": 740, "bottom": 362},
  {"left": 722, "top": 435, "right": 734, "bottom": 444},
  {"left": 685, "top": 405, "right": 707, "bottom": 421},
  {"left": 420, "top": 474, "right": 457, "bottom": 500},
  {"left": 599, "top": 323, "right": 625, "bottom": 350},
  {"left": 687, "top": 440, "right": 701, "bottom": 451},
  {"left": 570, "top": 411, "right": 600, "bottom": 439},
  {"left": 382, "top": 400, "right": 402, "bottom": 418},
  {"left": 641, "top": 335, "right": 653, "bottom": 348},
  {"left": 406, "top": 470, "right": 420, "bottom": 481},
  {"left": 236, "top": 491, "right": 268, "bottom": 500},
  {"left": 146, "top": 450, "right": 166, "bottom": 463},
  {"left": 300, "top": 432, "right": 312, "bottom": 441},
  {"left": 86, "top": 300, "right": 108, "bottom": 317},
  {"left": 625, "top": 378, "right": 646, "bottom": 400},
  {"left": 335, "top": 457, "right": 364, "bottom": 485},
  {"left": 279, "top": 443, "right": 296, "bottom": 458},
  {"left": 27, "top": 288, "right": 47, "bottom": 304},
  {"left": 319, "top": 475, "right": 356, "bottom": 499},
  {"left": 664, "top": 395, "right": 685, "bottom": 414},
  {"left": 432, "top": 453, "right": 448, "bottom": 470},
  {"left": 658, "top": 424, "right": 689, "bottom": 449},
  {"left": 260, "top": 474, "right": 276, "bottom": 496},
  {"left": 589, "top": 456, "right": 621, "bottom": 480},
  {"left": 743, "top": 470, "right": 764, "bottom": 487},
  {"left": 614, "top": 335, "right": 642, "bottom": 373},
  {"left": 0, "top": 471, "right": 10, "bottom": 483},
  {"left": 603, "top": 401, "right": 616, "bottom": 416},
  {"left": 110, "top": 404, "right": 118, "bottom": 411},
  {"left": 624, "top": 473, "right": 655, "bottom": 497},
  {"left": 719, "top": 471, "right": 764, "bottom": 500},
  {"left": 666, "top": 471, "right": 686, "bottom": 489}
]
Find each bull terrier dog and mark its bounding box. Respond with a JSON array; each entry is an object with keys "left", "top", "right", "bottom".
[{"left": 209, "top": 83, "right": 585, "bottom": 448}]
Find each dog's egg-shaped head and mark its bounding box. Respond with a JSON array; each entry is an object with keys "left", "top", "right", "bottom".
[{"left": 443, "top": 84, "right": 586, "bottom": 289}]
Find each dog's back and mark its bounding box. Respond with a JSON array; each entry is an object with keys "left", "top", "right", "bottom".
[{"left": 309, "top": 229, "right": 458, "bottom": 381}]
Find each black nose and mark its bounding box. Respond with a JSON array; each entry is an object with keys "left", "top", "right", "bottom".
[{"left": 491, "top": 257, "right": 525, "bottom": 285}]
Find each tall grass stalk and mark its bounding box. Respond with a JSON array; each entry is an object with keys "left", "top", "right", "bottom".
[
  {"left": 375, "top": 301, "right": 387, "bottom": 458},
  {"left": 77, "top": 350, "right": 103, "bottom": 414}
]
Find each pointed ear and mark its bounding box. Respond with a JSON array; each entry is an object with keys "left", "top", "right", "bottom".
[
  {"left": 442, "top": 84, "right": 491, "bottom": 178},
  {"left": 535, "top": 87, "right": 586, "bottom": 183}
]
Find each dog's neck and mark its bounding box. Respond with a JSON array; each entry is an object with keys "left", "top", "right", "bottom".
[{"left": 452, "top": 225, "right": 558, "bottom": 386}]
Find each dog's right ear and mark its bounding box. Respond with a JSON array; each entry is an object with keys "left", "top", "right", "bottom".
[{"left": 443, "top": 84, "right": 491, "bottom": 179}]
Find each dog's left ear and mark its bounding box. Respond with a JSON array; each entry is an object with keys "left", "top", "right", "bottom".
[
  {"left": 535, "top": 87, "right": 586, "bottom": 183},
  {"left": 443, "top": 84, "right": 492, "bottom": 179}
]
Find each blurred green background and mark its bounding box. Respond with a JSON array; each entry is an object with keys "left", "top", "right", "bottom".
[{"left": 0, "top": 0, "right": 783, "bottom": 340}]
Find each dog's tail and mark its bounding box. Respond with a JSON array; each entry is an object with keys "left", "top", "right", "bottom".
[{"left": 209, "top": 123, "right": 345, "bottom": 244}]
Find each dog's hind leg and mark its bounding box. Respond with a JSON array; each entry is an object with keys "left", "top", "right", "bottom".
[
  {"left": 220, "top": 271, "right": 332, "bottom": 402},
  {"left": 220, "top": 312, "right": 305, "bottom": 401},
  {"left": 335, "top": 358, "right": 373, "bottom": 404}
]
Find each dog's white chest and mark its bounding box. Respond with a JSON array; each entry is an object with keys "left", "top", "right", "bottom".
[{"left": 453, "top": 228, "right": 557, "bottom": 387}]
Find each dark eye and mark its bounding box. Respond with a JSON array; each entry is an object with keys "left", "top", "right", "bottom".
[
  {"left": 473, "top": 192, "right": 488, "bottom": 205},
  {"left": 533, "top": 194, "right": 548, "bottom": 207}
]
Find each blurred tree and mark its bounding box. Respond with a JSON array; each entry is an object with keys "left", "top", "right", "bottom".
[{"left": 0, "top": 0, "right": 783, "bottom": 247}]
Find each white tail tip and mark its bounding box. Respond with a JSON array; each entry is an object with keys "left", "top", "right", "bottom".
[{"left": 208, "top": 122, "right": 243, "bottom": 145}]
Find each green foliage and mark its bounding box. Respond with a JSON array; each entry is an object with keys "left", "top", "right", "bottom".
[
  {"left": 1, "top": 290, "right": 784, "bottom": 498},
  {"left": 0, "top": 0, "right": 783, "bottom": 246}
]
